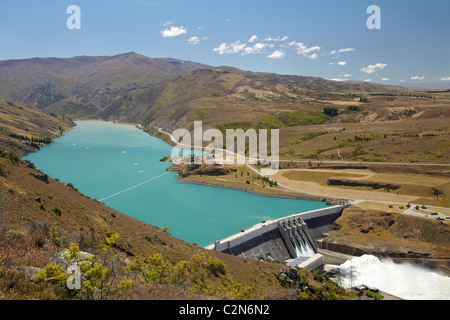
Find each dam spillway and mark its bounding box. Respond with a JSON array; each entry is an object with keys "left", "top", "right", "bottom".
[{"left": 205, "top": 204, "right": 348, "bottom": 269}]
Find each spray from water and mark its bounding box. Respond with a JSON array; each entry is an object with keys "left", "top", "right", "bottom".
[{"left": 338, "top": 255, "right": 450, "bottom": 300}]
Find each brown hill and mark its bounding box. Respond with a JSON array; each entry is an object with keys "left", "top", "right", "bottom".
[
  {"left": 0, "top": 53, "right": 409, "bottom": 130},
  {"left": 99, "top": 66, "right": 408, "bottom": 132},
  {"left": 0, "top": 99, "right": 74, "bottom": 156},
  {"left": 0, "top": 53, "right": 209, "bottom": 113}
]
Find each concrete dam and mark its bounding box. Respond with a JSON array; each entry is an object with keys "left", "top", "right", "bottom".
[{"left": 205, "top": 204, "right": 348, "bottom": 269}]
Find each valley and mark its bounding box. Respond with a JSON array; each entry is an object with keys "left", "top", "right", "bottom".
[{"left": 0, "top": 52, "right": 449, "bottom": 300}]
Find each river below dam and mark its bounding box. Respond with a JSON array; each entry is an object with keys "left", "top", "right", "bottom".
[
  {"left": 338, "top": 255, "right": 450, "bottom": 300},
  {"left": 24, "top": 120, "right": 327, "bottom": 246}
]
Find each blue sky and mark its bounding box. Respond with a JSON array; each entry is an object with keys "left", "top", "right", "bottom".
[{"left": 1, "top": 0, "right": 449, "bottom": 86}]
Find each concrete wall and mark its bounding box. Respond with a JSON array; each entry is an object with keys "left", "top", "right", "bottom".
[
  {"left": 297, "top": 254, "right": 325, "bottom": 270},
  {"left": 205, "top": 219, "right": 279, "bottom": 252},
  {"left": 296, "top": 205, "right": 346, "bottom": 242},
  {"left": 206, "top": 205, "right": 346, "bottom": 254}
]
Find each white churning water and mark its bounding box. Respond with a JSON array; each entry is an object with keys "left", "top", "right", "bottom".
[{"left": 338, "top": 254, "right": 450, "bottom": 300}]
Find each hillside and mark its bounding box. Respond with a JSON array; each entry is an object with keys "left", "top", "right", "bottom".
[
  {"left": 0, "top": 53, "right": 409, "bottom": 129},
  {"left": 99, "top": 66, "right": 409, "bottom": 131},
  {"left": 135, "top": 68, "right": 449, "bottom": 165},
  {"left": 0, "top": 99, "right": 74, "bottom": 156},
  {"left": 0, "top": 53, "right": 209, "bottom": 116}
]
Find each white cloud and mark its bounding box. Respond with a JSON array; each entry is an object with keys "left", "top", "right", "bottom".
[
  {"left": 212, "top": 36, "right": 320, "bottom": 60},
  {"left": 360, "top": 63, "right": 387, "bottom": 74},
  {"left": 327, "top": 78, "right": 347, "bottom": 82},
  {"left": 381, "top": 77, "right": 390, "bottom": 81},
  {"left": 267, "top": 50, "right": 285, "bottom": 59},
  {"left": 288, "top": 41, "right": 321, "bottom": 59},
  {"left": 213, "top": 43, "right": 228, "bottom": 55},
  {"left": 265, "top": 36, "right": 289, "bottom": 42},
  {"left": 213, "top": 39, "right": 271, "bottom": 56},
  {"left": 161, "top": 26, "right": 187, "bottom": 38},
  {"left": 243, "top": 43, "right": 267, "bottom": 55},
  {"left": 410, "top": 75, "right": 425, "bottom": 80},
  {"left": 363, "top": 79, "right": 372, "bottom": 82},
  {"left": 330, "top": 48, "right": 355, "bottom": 55},
  {"left": 344, "top": 74, "right": 351, "bottom": 77},
  {"left": 163, "top": 21, "right": 173, "bottom": 26},
  {"left": 441, "top": 77, "right": 450, "bottom": 81},
  {"left": 213, "top": 41, "right": 247, "bottom": 55},
  {"left": 337, "top": 61, "right": 346, "bottom": 66},
  {"left": 187, "top": 36, "right": 207, "bottom": 45},
  {"left": 228, "top": 41, "right": 246, "bottom": 53},
  {"left": 248, "top": 35, "right": 258, "bottom": 43},
  {"left": 188, "top": 36, "right": 200, "bottom": 45}
]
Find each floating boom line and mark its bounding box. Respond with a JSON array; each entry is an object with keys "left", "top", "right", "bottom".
[{"left": 98, "top": 171, "right": 171, "bottom": 201}]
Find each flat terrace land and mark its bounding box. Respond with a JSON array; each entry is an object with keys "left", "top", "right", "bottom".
[{"left": 272, "top": 165, "right": 450, "bottom": 210}]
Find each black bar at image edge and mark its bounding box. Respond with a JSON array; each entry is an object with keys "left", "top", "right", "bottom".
[{"left": 0, "top": 299, "right": 425, "bottom": 318}]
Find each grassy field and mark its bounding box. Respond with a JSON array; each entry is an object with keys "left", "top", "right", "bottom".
[{"left": 273, "top": 166, "right": 450, "bottom": 209}]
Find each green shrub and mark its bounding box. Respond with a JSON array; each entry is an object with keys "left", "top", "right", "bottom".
[
  {"left": 365, "top": 289, "right": 384, "bottom": 300},
  {"left": 50, "top": 224, "right": 61, "bottom": 245},
  {"left": 205, "top": 259, "right": 226, "bottom": 277},
  {"left": 323, "top": 106, "right": 339, "bottom": 117},
  {"left": 346, "top": 105, "right": 363, "bottom": 112}
]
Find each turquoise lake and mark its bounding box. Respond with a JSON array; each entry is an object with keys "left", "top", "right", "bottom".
[{"left": 24, "top": 120, "right": 327, "bottom": 246}]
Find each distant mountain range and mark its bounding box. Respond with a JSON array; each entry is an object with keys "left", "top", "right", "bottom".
[
  {"left": 0, "top": 52, "right": 408, "bottom": 132},
  {"left": 396, "top": 82, "right": 450, "bottom": 90}
]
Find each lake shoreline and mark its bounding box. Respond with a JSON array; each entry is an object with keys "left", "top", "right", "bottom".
[
  {"left": 25, "top": 120, "right": 331, "bottom": 246},
  {"left": 177, "top": 176, "right": 333, "bottom": 203}
]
